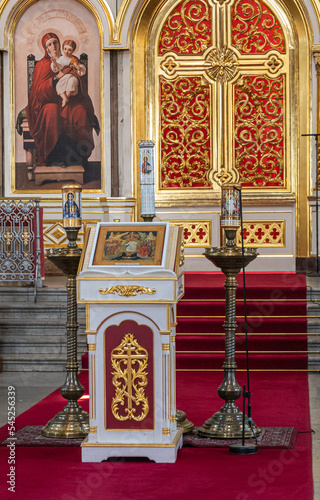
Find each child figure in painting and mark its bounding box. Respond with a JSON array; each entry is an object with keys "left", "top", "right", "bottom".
[{"left": 51, "top": 39, "right": 86, "bottom": 107}]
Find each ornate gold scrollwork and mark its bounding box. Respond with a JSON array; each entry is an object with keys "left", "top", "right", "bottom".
[
  {"left": 111, "top": 333, "right": 149, "bottom": 422},
  {"left": 205, "top": 46, "right": 239, "bottom": 82},
  {"left": 232, "top": 0, "right": 285, "bottom": 54},
  {"left": 159, "top": 0, "right": 211, "bottom": 56},
  {"left": 99, "top": 285, "right": 156, "bottom": 297},
  {"left": 234, "top": 75, "right": 285, "bottom": 187},
  {"left": 160, "top": 76, "right": 211, "bottom": 188}
]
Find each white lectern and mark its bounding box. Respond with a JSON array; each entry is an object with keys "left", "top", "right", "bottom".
[{"left": 77, "top": 222, "right": 184, "bottom": 463}]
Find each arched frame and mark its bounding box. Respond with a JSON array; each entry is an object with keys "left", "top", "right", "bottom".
[{"left": 0, "top": 0, "right": 112, "bottom": 195}]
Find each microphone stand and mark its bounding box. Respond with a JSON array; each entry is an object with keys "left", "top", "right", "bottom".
[
  {"left": 229, "top": 187, "right": 257, "bottom": 455},
  {"left": 302, "top": 133, "right": 320, "bottom": 275}
]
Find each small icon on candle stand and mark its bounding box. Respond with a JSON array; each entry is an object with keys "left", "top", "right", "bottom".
[
  {"left": 62, "top": 184, "right": 82, "bottom": 228},
  {"left": 221, "top": 183, "right": 241, "bottom": 229}
]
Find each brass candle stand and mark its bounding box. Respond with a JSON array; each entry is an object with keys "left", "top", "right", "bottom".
[
  {"left": 198, "top": 229, "right": 261, "bottom": 439},
  {"left": 41, "top": 226, "right": 89, "bottom": 439}
]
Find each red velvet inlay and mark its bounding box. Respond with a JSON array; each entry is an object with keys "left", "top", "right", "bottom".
[
  {"left": 105, "top": 320, "right": 154, "bottom": 430},
  {"left": 158, "top": 0, "right": 211, "bottom": 56},
  {"left": 160, "top": 76, "right": 211, "bottom": 189},
  {"left": 232, "top": 0, "right": 285, "bottom": 54},
  {"left": 234, "top": 75, "right": 285, "bottom": 188}
]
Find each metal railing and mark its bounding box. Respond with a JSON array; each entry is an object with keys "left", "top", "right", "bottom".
[{"left": 0, "top": 198, "right": 42, "bottom": 301}]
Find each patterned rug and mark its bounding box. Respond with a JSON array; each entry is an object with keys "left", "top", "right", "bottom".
[
  {"left": 183, "top": 426, "right": 298, "bottom": 449},
  {"left": 1, "top": 425, "right": 298, "bottom": 448}
]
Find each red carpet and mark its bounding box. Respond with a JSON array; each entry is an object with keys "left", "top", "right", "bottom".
[
  {"left": 1, "top": 272, "right": 311, "bottom": 499},
  {"left": 176, "top": 272, "right": 308, "bottom": 370},
  {"left": 0, "top": 370, "right": 313, "bottom": 500}
]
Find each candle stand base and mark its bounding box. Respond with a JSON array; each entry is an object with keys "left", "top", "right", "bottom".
[
  {"left": 229, "top": 443, "right": 257, "bottom": 455},
  {"left": 198, "top": 405, "right": 260, "bottom": 439},
  {"left": 176, "top": 409, "right": 194, "bottom": 434},
  {"left": 42, "top": 403, "right": 89, "bottom": 439}
]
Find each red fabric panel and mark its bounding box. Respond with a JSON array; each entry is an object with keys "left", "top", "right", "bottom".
[
  {"left": 158, "top": 0, "right": 211, "bottom": 55},
  {"left": 105, "top": 320, "right": 154, "bottom": 430},
  {"left": 160, "top": 76, "right": 211, "bottom": 189},
  {"left": 234, "top": 75, "right": 285, "bottom": 188},
  {"left": 232, "top": 0, "right": 285, "bottom": 55}
]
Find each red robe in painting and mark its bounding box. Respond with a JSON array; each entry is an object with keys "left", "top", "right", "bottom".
[{"left": 26, "top": 54, "right": 95, "bottom": 166}]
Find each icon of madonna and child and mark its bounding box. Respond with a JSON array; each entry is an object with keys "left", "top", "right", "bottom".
[
  {"left": 16, "top": 32, "right": 100, "bottom": 172},
  {"left": 102, "top": 231, "right": 158, "bottom": 263}
]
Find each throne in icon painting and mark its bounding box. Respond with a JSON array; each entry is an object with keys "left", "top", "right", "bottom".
[{"left": 16, "top": 53, "right": 89, "bottom": 186}]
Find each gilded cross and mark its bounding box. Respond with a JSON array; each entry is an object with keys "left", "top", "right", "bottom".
[
  {"left": 157, "top": 0, "right": 286, "bottom": 186},
  {"left": 111, "top": 333, "right": 149, "bottom": 420}
]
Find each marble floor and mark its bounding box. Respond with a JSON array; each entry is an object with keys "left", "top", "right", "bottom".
[{"left": 0, "top": 371, "right": 319, "bottom": 498}]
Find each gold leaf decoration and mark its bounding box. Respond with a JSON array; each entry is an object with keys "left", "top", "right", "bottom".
[
  {"left": 99, "top": 285, "right": 156, "bottom": 297},
  {"left": 111, "top": 333, "right": 149, "bottom": 421}
]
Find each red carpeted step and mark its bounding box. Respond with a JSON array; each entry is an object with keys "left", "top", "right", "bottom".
[
  {"left": 178, "top": 299, "right": 307, "bottom": 316},
  {"left": 176, "top": 316, "right": 307, "bottom": 334},
  {"left": 183, "top": 272, "right": 307, "bottom": 300},
  {"left": 176, "top": 334, "right": 308, "bottom": 352},
  {"left": 176, "top": 352, "right": 308, "bottom": 370}
]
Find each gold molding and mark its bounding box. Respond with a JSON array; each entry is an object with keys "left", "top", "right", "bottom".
[
  {"left": 162, "top": 428, "right": 170, "bottom": 435},
  {"left": 81, "top": 428, "right": 184, "bottom": 447},
  {"left": 99, "top": 285, "right": 157, "bottom": 297},
  {"left": 89, "top": 426, "right": 97, "bottom": 434},
  {"left": 88, "top": 344, "right": 96, "bottom": 351}
]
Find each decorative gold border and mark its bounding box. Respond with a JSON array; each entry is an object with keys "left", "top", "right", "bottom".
[
  {"left": 81, "top": 427, "right": 183, "bottom": 447},
  {"left": 221, "top": 220, "right": 286, "bottom": 248},
  {"left": 165, "top": 220, "right": 212, "bottom": 248}
]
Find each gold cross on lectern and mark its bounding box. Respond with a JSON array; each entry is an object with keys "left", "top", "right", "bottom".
[{"left": 111, "top": 333, "right": 149, "bottom": 421}]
